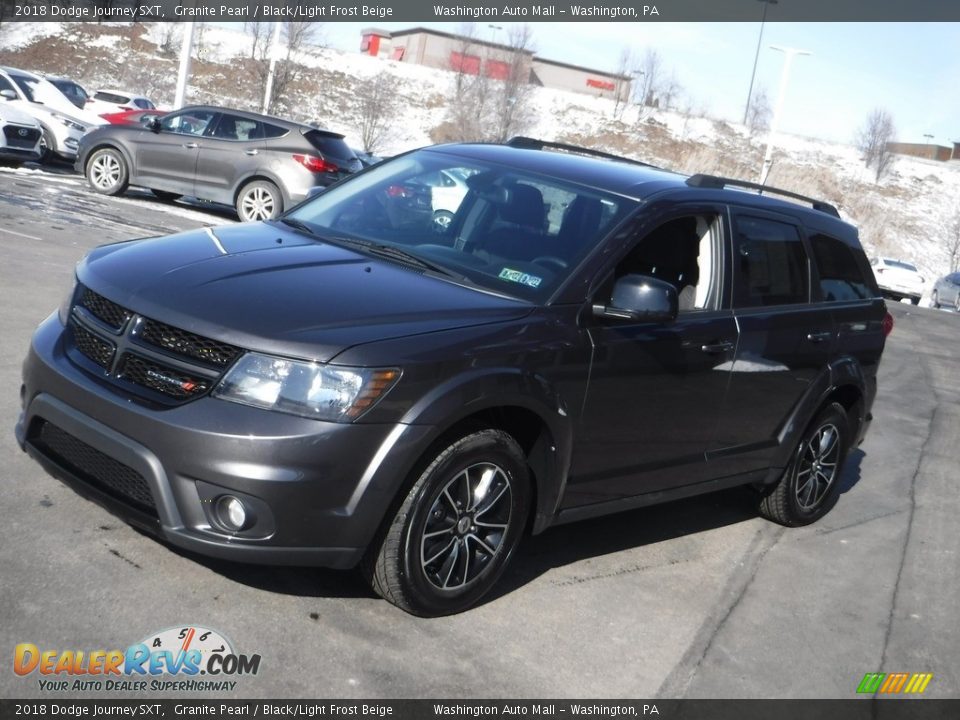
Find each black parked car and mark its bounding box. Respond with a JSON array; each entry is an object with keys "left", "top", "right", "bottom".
[
  {"left": 76, "top": 105, "right": 362, "bottom": 221},
  {"left": 17, "top": 138, "right": 890, "bottom": 615}
]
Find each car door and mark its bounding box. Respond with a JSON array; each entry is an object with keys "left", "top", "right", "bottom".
[
  {"left": 563, "top": 208, "right": 738, "bottom": 508},
  {"left": 707, "top": 209, "right": 832, "bottom": 477},
  {"left": 133, "top": 109, "right": 217, "bottom": 194},
  {"left": 193, "top": 113, "right": 265, "bottom": 205}
]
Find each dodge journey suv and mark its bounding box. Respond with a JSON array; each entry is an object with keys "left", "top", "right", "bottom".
[{"left": 17, "top": 138, "right": 890, "bottom": 616}]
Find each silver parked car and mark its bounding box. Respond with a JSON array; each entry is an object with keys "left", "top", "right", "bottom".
[
  {"left": 931, "top": 271, "right": 960, "bottom": 311},
  {"left": 75, "top": 105, "right": 362, "bottom": 221}
]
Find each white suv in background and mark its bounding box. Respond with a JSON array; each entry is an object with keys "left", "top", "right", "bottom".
[
  {"left": 0, "top": 66, "right": 104, "bottom": 161},
  {"left": 86, "top": 89, "right": 156, "bottom": 117},
  {"left": 0, "top": 94, "right": 42, "bottom": 165},
  {"left": 871, "top": 257, "right": 925, "bottom": 305}
]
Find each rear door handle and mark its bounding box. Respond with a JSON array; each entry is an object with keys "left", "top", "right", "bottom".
[
  {"left": 244, "top": 149, "right": 258, "bottom": 156},
  {"left": 183, "top": 142, "right": 198, "bottom": 149},
  {"left": 806, "top": 331, "right": 832, "bottom": 343},
  {"left": 701, "top": 341, "right": 734, "bottom": 354}
]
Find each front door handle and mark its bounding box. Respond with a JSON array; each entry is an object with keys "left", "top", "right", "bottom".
[
  {"left": 244, "top": 149, "right": 259, "bottom": 156},
  {"left": 183, "top": 142, "right": 199, "bottom": 149},
  {"left": 806, "top": 331, "right": 832, "bottom": 343},
  {"left": 701, "top": 341, "right": 734, "bottom": 354}
]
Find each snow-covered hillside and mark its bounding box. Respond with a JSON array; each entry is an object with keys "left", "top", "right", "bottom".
[{"left": 2, "top": 21, "right": 958, "bottom": 287}]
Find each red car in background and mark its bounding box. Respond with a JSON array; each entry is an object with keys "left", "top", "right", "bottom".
[{"left": 99, "top": 109, "right": 166, "bottom": 126}]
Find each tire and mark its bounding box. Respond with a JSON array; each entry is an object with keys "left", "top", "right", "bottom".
[
  {"left": 910, "top": 297, "right": 920, "bottom": 306},
  {"left": 364, "top": 429, "right": 530, "bottom": 616},
  {"left": 236, "top": 180, "right": 282, "bottom": 221},
  {"left": 86, "top": 148, "right": 129, "bottom": 195},
  {"left": 433, "top": 210, "right": 454, "bottom": 231},
  {"left": 151, "top": 189, "right": 182, "bottom": 202},
  {"left": 758, "top": 402, "right": 849, "bottom": 527},
  {"left": 38, "top": 127, "right": 55, "bottom": 163},
  {"left": 931, "top": 291, "right": 940, "bottom": 309},
  {"left": 955, "top": 294, "right": 960, "bottom": 313}
]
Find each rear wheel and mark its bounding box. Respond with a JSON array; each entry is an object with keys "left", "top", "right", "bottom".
[
  {"left": 364, "top": 429, "right": 530, "bottom": 616},
  {"left": 759, "top": 402, "right": 849, "bottom": 527},
  {"left": 910, "top": 296, "right": 920, "bottom": 305},
  {"left": 236, "top": 180, "right": 282, "bottom": 221},
  {"left": 86, "top": 148, "right": 129, "bottom": 195}
]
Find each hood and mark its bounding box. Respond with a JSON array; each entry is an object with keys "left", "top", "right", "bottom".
[
  {"left": 28, "top": 78, "right": 106, "bottom": 126},
  {"left": 0, "top": 102, "right": 40, "bottom": 128},
  {"left": 77, "top": 223, "right": 533, "bottom": 363}
]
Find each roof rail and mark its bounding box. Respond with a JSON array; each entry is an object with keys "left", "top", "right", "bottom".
[
  {"left": 686, "top": 174, "right": 840, "bottom": 218},
  {"left": 506, "top": 136, "right": 659, "bottom": 169}
]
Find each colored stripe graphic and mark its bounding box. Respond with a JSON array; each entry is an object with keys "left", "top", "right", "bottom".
[{"left": 857, "top": 672, "right": 933, "bottom": 694}]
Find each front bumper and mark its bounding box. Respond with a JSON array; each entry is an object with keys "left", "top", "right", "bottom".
[
  {"left": 0, "top": 146, "right": 41, "bottom": 163},
  {"left": 16, "top": 314, "right": 435, "bottom": 568}
]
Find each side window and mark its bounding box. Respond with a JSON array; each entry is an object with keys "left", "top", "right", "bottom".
[
  {"left": 210, "top": 113, "right": 259, "bottom": 141},
  {"left": 733, "top": 216, "right": 808, "bottom": 307},
  {"left": 612, "top": 215, "right": 721, "bottom": 312},
  {"left": 809, "top": 233, "right": 873, "bottom": 301},
  {"left": 161, "top": 110, "right": 217, "bottom": 137},
  {"left": 262, "top": 123, "right": 288, "bottom": 139},
  {"left": 0, "top": 75, "right": 15, "bottom": 94}
]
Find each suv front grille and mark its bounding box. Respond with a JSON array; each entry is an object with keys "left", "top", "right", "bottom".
[
  {"left": 139, "top": 319, "right": 240, "bottom": 368},
  {"left": 66, "top": 285, "right": 239, "bottom": 403},
  {"left": 118, "top": 354, "right": 210, "bottom": 400},
  {"left": 79, "top": 287, "right": 132, "bottom": 330},
  {"left": 31, "top": 420, "right": 157, "bottom": 516},
  {"left": 70, "top": 321, "right": 115, "bottom": 369},
  {"left": 3, "top": 124, "right": 41, "bottom": 149}
]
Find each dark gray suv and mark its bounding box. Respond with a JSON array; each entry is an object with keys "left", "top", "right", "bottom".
[
  {"left": 18, "top": 138, "right": 891, "bottom": 616},
  {"left": 76, "top": 105, "right": 362, "bottom": 221}
]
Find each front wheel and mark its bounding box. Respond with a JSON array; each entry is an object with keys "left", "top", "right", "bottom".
[
  {"left": 236, "top": 180, "right": 282, "bottom": 221},
  {"left": 365, "top": 429, "right": 530, "bottom": 616},
  {"left": 38, "top": 127, "right": 56, "bottom": 163},
  {"left": 931, "top": 291, "right": 940, "bottom": 309},
  {"left": 910, "top": 296, "right": 920, "bottom": 306},
  {"left": 86, "top": 148, "right": 129, "bottom": 195},
  {"left": 758, "top": 402, "right": 849, "bottom": 527}
]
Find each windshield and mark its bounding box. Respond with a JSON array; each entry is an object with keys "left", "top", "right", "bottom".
[
  {"left": 11, "top": 75, "right": 38, "bottom": 103},
  {"left": 285, "top": 150, "right": 634, "bottom": 301}
]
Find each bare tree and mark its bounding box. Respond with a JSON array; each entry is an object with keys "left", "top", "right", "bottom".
[
  {"left": 636, "top": 49, "right": 662, "bottom": 108},
  {"left": 856, "top": 107, "right": 896, "bottom": 182},
  {"left": 357, "top": 72, "right": 400, "bottom": 154},
  {"left": 948, "top": 208, "right": 960, "bottom": 273},
  {"left": 745, "top": 85, "right": 771, "bottom": 136},
  {"left": 244, "top": 21, "right": 271, "bottom": 60},
  {"left": 253, "top": 21, "right": 322, "bottom": 114},
  {"left": 193, "top": 22, "right": 208, "bottom": 61},
  {"left": 490, "top": 24, "right": 536, "bottom": 142},
  {"left": 451, "top": 23, "right": 478, "bottom": 99},
  {"left": 154, "top": 22, "right": 181, "bottom": 57},
  {"left": 612, "top": 47, "right": 634, "bottom": 120}
]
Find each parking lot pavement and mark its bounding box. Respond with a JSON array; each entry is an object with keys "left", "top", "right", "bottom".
[{"left": 1, "top": 168, "right": 958, "bottom": 699}]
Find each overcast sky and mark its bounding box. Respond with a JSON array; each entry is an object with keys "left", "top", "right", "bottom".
[{"left": 318, "top": 21, "right": 959, "bottom": 147}]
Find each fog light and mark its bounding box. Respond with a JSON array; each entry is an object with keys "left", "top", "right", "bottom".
[{"left": 216, "top": 495, "right": 248, "bottom": 531}]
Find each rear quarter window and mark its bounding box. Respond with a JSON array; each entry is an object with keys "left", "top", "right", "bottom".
[
  {"left": 810, "top": 233, "right": 875, "bottom": 301},
  {"left": 262, "top": 123, "right": 288, "bottom": 139}
]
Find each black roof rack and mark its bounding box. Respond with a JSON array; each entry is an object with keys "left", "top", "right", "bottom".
[
  {"left": 506, "top": 136, "right": 659, "bottom": 169},
  {"left": 686, "top": 174, "right": 840, "bottom": 218}
]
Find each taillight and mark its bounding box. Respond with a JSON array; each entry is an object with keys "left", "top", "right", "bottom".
[
  {"left": 386, "top": 184, "right": 413, "bottom": 198},
  {"left": 882, "top": 311, "right": 894, "bottom": 337},
  {"left": 293, "top": 154, "right": 338, "bottom": 173}
]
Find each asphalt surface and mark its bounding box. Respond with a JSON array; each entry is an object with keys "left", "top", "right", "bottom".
[{"left": 1, "top": 165, "right": 958, "bottom": 700}]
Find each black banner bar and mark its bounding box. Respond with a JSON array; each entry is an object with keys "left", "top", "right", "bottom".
[
  {"left": 2, "top": 0, "right": 960, "bottom": 22},
  {"left": 1, "top": 700, "right": 959, "bottom": 720}
]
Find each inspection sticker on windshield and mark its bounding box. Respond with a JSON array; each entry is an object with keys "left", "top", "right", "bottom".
[{"left": 498, "top": 268, "right": 542, "bottom": 288}]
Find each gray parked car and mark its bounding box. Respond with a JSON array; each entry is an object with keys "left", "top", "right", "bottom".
[
  {"left": 931, "top": 271, "right": 960, "bottom": 311},
  {"left": 75, "top": 105, "right": 362, "bottom": 221}
]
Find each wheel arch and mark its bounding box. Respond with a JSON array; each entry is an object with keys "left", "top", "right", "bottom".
[
  {"left": 83, "top": 142, "right": 133, "bottom": 176},
  {"left": 231, "top": 173, "right": 289, "bottom": 209}
]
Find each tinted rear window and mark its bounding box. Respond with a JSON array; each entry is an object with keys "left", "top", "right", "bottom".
[
  {"left": 95, "top": 91, "right": 129, "bottom": 104},
  {"left": 810, "top": 233, "right": 873, "bottom": 301},
  {"left": 733, "top": 216, "right": 810, "bottom": 307},
  {"left": 262, "top": 123, "right": 288, "bottom": 139},
  {"left": 884, "top": 258, "right": 917, "bottom": 272},
  {"left": 304, "top": 130, "right": 354, "bottom": 160}
]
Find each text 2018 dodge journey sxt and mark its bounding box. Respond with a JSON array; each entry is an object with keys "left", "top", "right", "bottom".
[{"left": 17, "top": 138, "right": 890, "bottom": 615}]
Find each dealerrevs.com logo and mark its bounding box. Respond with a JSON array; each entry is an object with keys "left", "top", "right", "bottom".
[{"left": 14, "top": 626, "right": 261, "bottom": 693}]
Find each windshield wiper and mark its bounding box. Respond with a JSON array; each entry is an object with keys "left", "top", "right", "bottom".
[{"left": 277, "top": 217, "right": 319, "bottom": 235}]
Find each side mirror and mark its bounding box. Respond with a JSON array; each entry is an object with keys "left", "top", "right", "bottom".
[
  {"left": 0, "top": 89, "right": 16, "bottom": 101},
  {"left": 148, "top": 117, "right": 162, "bottom": 133},
  {"left": 593, "top": 274, "right": 678, "bottom": 323}
]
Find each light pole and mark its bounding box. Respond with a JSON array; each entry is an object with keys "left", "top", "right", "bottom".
[
  {"left": 173, "top": 22, "right": 196, "bottom": 110},
  {"left": 923, "top": 133, "right": 934, "bottom": 144},
  {"left": 743, "top": 0, "right": 778, "bottom": 126},
  {"left": 759, "top": 45, "right": 811, "bottom": 185},
  {"left": 262, "top": 22, "right": 284, "bottom": 114}
]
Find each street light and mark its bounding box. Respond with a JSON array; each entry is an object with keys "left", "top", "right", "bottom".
[
  {"left": 923, "top": 134, "right": 934, "bottom": 144},
  {"left": 758, "top": 45, "right": 811, "bottom": 185},
  {"left": 743, "top": 0, "right": 778, "bottom": 126}
]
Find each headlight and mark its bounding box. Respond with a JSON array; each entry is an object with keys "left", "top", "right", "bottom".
[
  {"left": 51, "top": 113, "right": 86, "bottom": 132},
  {"left": 213, "top": 353, "right": 400, "bottom": 422},
  {"left": 58, "top": 278, "right": 77, "bottom": 326}
]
